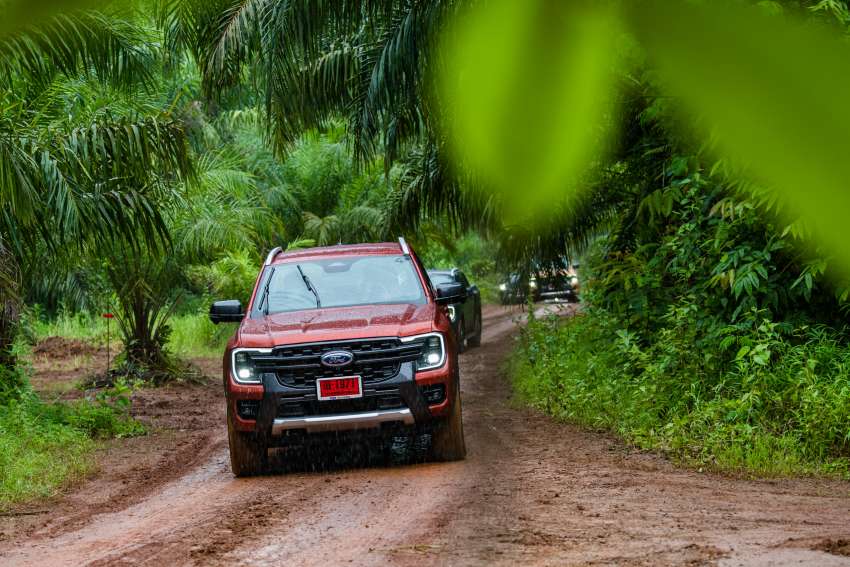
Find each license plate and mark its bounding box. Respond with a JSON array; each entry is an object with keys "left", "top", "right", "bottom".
[{"left": 316, "top": 376, "right": 362, "bottom": 401}]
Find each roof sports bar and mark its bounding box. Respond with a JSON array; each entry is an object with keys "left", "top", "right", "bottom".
[
  {"left": 398, "top": 236, "right": 410, "bottom": 255},
  {"left": 264, "top": 246, "right": 282, "bottom": 266}
]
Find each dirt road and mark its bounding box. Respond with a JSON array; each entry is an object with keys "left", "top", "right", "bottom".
[{"left": 2, "top": 306, "right": 850, "bottom": 566}]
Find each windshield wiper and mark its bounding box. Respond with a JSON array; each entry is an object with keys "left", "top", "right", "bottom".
[
  {"left": 258, "top": 267, "right": 275, "bottom": 315},
  {"left": 296, "top": 264, "right": 321, "bottom": 308}
]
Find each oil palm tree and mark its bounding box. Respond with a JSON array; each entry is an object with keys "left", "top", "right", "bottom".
[
  {"left": 159, "top": 0, "right": 449, "bottom": 156},
  {"left": 156, "top": 0, "right": 475, "bottom": 230},
  {"left": 0, "top": 9, "right": 193, "bottom": 385},
  {"left": 156, "top": 0, "right": 624, "bottom": 274}
]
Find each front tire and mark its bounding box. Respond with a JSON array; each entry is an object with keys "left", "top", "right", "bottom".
[
  {"left": 430, "top": 384, "right": 466, "bottom": 462},
  {"left": 457, "top": 317, "right": 467, "bottom": 353},
  {"left": 467, "top": 310, "right": 482, "bottom": 348},
  {"left": 227, "top": 405, "right": 267, "bottom": 477}
]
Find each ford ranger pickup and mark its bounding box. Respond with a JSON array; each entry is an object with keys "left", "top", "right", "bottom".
[{"left": 209, "top": 238, "right": 467, "bottom": 476}]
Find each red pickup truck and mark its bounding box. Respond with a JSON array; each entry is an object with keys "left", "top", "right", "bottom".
[{"left": 210, "top": 239, "right": 467, "bottom": 476}]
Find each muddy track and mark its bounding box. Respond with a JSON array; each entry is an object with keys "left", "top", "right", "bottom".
[{"left": 3, "top": 306, "right": 850, "bottom": 566}]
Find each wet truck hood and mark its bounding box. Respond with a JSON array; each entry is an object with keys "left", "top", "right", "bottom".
[{"left": 237, "top": 303, "right": 436, "bottom": 348}]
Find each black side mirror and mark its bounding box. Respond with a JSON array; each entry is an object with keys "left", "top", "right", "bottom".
[
  {"left": 435, "top": 282, "right": 467, "bottom": 304},
  {"left": 210, "top": 300, "right": 244, "bottom": 324}
]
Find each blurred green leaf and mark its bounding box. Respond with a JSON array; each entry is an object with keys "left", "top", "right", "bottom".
[
  {"left": 438, "top": 0, "right": 622, "bottom": 222},
  {"left": 626, "top": 0, "right": 850, "bottom": 277},
  {"left": 0, "top": 0, "right": 98, "bottom": 37}
]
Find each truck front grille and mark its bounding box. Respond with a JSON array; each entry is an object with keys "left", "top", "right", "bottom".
[{"left": 250, "top": 338, "right": 422, "bottom": 389}]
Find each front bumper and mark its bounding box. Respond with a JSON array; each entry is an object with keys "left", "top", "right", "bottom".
[
  {"left": 539, "top": 289, "right": 577, "bottom": 302},
  {"left": 229, "top": 359, "right": 452, "bottom": 436},
  {"left": 271, "top": 408, "right": 415, "bottom": 434}
]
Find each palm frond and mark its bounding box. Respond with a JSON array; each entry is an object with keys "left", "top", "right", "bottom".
[
  {"left": 266, "top": 42, "right": 359, "bottom": 152},
  {"left": 1, "top": 114, "right": 193, "bottom": 255},
  {"left": 175, "top": 147, "right": 279, "bottom": 258},
  {"left": 165, "top": 0, "right": 469, "bottom": 236},
  {"left": 0, "top": 11, "right": 155, "bottom": 89},
  {"left": 0, "top": 237, "right": 20, "bottom": 306},
  {"left": 175, "top": 194, "right": 278, "bottom": 259},
  {"left": 301, "top": 210, "right": 340, "bottom": 246},
  {"left": 384, "top": 140, "right": 496, "bottom": 235},
  {"left": 285, "top": 237, "right": 316, "bottom": 251},
  {"left": 0, "top": 118, "right": 41, "bottom": 223},
  {"left": 339, "top": 205, "right": 385, "bottom": 242}
]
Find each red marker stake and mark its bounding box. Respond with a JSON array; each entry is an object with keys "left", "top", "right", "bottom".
[{"left": 102, "top": 313, "right": 114, "bottom": 377}]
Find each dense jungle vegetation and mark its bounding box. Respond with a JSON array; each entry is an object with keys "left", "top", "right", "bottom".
[{"left": 2, "top": 0, "right": 850, "bottom": 504}]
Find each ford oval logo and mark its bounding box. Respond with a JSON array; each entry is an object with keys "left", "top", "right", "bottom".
[{"left": 320, "top": 350, "right": 354, "bottom": 368}]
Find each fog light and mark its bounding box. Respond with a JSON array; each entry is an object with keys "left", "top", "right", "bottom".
[
  {"left": 236, "top": 400, "right": 260, "bottom": 419},
  {"left": 420, "top": 384, "right": 446, "bottom": 405}
]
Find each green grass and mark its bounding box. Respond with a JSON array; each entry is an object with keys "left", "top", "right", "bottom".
[
  {"left": 24, "top": 310, "right": 107, "bottom": 343},
  {"left": 1, "top": 308, "right": 221, "bottom": 510},
  {"left": 0, "top": 400, "right": 93, "bottom": 508},
  {"left": 168, "top": 312, "right": 231, "bottom": 358},
  {"left": 0, "top": 381, "right": 145, "bottom": 509},
  {"left": 24, "top": 309, "right": 230, "bottom": 359},
  {"left": 512, "top": 311, "right": 850, "bottom": 478}
]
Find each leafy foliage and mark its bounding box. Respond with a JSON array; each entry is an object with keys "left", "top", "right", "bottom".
[
  {"left": 0, "top": 9, "right": 154, "bottom": 89},
  {"left": 514, "top": 144, "right": 850, "bottom": 475},
  {"left": 504, "top": 2, "right": 850, "bottom": 473},
  {"left": 515, "top": 310, "right": 850, "bottom": 476}
]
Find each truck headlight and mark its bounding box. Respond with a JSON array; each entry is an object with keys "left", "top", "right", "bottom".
[
  {"left": 401, "top": 333, "right": 446, "bottom": 371},
  {"left": 231, "top": 349, "right": 271, "bottom": 384},
  {"left": 498, "top": 283, "right": 507, "bottom": 292},
  {"left": 529, "top": 278, "right": 538, "bottom": 290},
  {"left": 447, "top": 304, "right": 457, "bottom": 322}
]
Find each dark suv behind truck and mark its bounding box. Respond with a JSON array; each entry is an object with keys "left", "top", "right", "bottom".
[
  {"left": 210, "top": 239, "right": 467, "bottom": 476},
  {"left": 427, "top": 268, "right": 482, "bottom": 352}
]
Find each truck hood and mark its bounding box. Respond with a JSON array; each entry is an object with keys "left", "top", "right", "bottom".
[{"left": 237, "top": 303, "right": 436, "bottom": 348}]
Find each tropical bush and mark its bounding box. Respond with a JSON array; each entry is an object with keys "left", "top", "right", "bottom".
[{"left": 515, "top": 309, "right": 850, "bottom": 477}]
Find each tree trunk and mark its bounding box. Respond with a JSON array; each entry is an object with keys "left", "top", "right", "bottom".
[
  {"left": 106, "top": 248, "right": 178, "bottom": 380},
  {"left": 0, "top": 247, "right": 24, "bottom": 398},
  {"left": 115, "top": 281, "right": 171, "bottom": 373},
  {"left": 0, "top": 299, "right": 18, "bottom": 368}
]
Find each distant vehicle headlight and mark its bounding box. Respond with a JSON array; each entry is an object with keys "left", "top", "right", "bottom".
[
  {"left": 498, "top": 283, "right": 507, "bottom": 292},
  {"left": 570, "top": 276, "right": 579, "bottom": 287},
  {"left": 529, "top": 279, "right": 538, "bottom": 290},
  {"left": 401, "top": 333, "right": 446, "bottom": 371}
]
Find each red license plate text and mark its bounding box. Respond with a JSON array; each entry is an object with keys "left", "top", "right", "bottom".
[{"left": 317, "top": 376, "right": 362, "bottom": 400}]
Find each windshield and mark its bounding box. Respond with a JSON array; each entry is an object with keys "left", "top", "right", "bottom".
[{"left": 255, "top": 255, "right": 426, "bottom": 315}]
